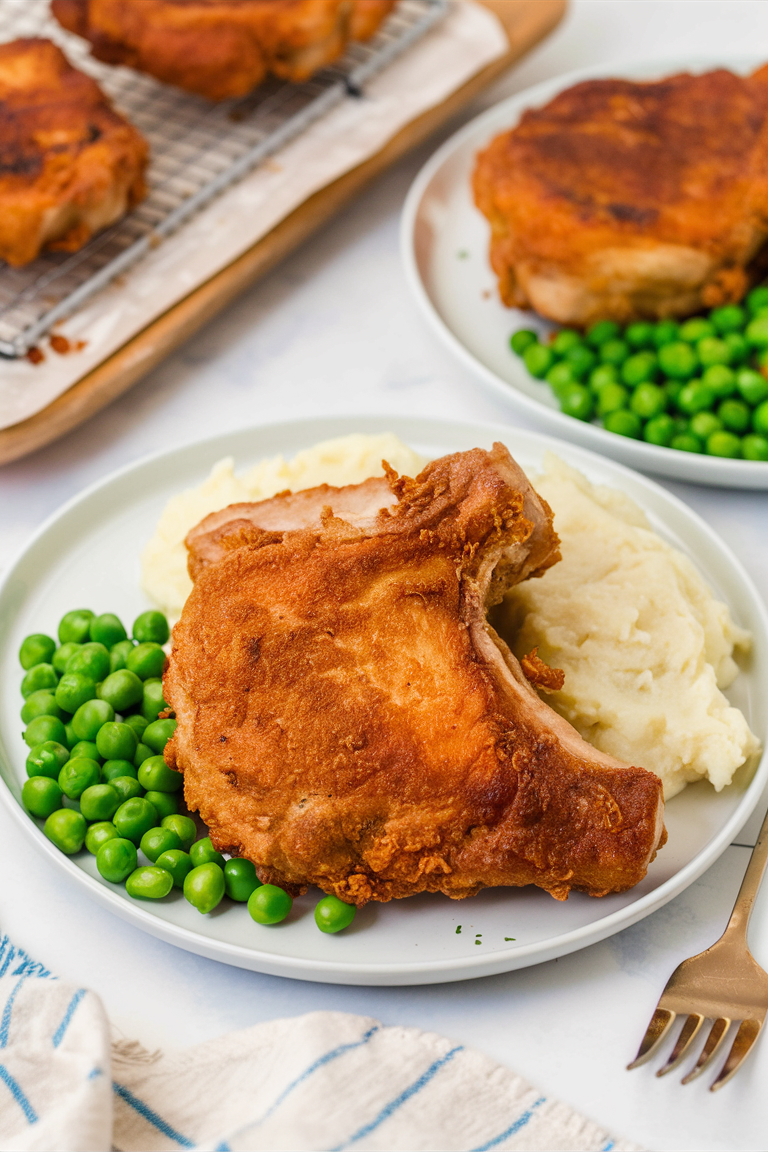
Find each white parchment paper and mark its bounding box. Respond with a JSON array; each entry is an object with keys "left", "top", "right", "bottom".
[{"left": 0, "top": 1, "right": 506, "bottom": 431}]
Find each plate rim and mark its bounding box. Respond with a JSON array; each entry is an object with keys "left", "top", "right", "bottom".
[
  {"left": 1, "top": 412, "right": 766, "bottom": 985},
  {"left": 400, "top": 53, "right": 768, "bottom": 490}
]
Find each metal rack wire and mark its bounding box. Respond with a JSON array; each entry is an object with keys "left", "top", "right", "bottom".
[{"left": 0, "top": 0, "right": 447, "bottom": 358}]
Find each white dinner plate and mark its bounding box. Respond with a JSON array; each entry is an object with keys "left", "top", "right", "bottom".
[
  {"left": 0, "top": 415, "right": 766, "bottom": 985},
  {"left": 401, "top": 55, "right": 768, "bottom": 490}
]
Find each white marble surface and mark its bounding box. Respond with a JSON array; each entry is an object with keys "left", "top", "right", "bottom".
[{"left": 2, "top": 3, "right": 768, "bottom": 1149}]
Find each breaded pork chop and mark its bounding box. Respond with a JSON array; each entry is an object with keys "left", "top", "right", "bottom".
[
  {"left": 0, "top": 38, "right": 147, "bottom": 268},
  {"left": 473, "top": 67, "right": 768, "bottom": 326},
  {"left": 164, "top": 445, "right": 665, "bottom": 906},
  {"left": 52, "top": 0, "right": 396, "bottom": 102}
]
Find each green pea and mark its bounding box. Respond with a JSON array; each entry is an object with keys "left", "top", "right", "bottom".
[
  {"left": 697, "top": 336, "right": 732, "bottom": 369},
  {"left": 689, "top": 411, "right": 722, "bottom": 440},
  {"left": 142, "top": 719, "right": 177, "bottom": 754},
  {"left": 723, "top": 332, "right": 748, "bottom": 364},
  {"left": 63, "top": 723, "right": 77, "bottom": 750},
  {"left": 124, "top": 714, "right": 149, "bottom": 738},
  {"left": 604, "top": 410, "right": 642, "bottom": 438},
  {"left": 72, "top": 698, "right": 114, "bottom": 741},
  {"left": 183, "top": 862, "right": 225, "bottom": 913},
  {"left": 545, "top": 361, "right": 577, "bottom": 398},
  {"left": 65, "top": 642, "right": 110, "bottom": 682},
  {"left": 110, "top": 776, "right": 144, "bottom": 803},
  {"left": 621, "top": 351, "right": 657, "bottom": 386},
  {"left": 127, "top": 865, "right": 173, "bottom": 900},
  {"left": 643, "top": 413, "right": 676, "bottom": 447},
  {"left": 597, "top": 382, "right": 629, "bottom": 416},
  {"left": 679, "top": 317, "right": 714, "bottom": 343},
  {"left": 138, "top": 755, "right": 181, "bottom": 793},
  {"left": 99, "top": 669, "right": 143, "bottom": 713},
  {"left": 154, "top": 849, "right": 192, "bottom": 889},
  {"left": 21, "top": 690, "right": 64, "bottom": 725},
  {"left": 133, "top": 611, "right": 170, "bottom": 646},
  {"left": 26, "top": 740, "right": 69, "bottom": 780},
  {"left": 737, "top": 368, "right": 768, "bottom": 406},
  {"left": 24, "top": 715, "right": 67, "bottom": 748},
  {"left": 588, "top": 364, "right": 618, "bottom": 393},
  {"left": 22, "top": 776, "right": 63, "bottom": 819},
  {"left": 95, "top": 722, "right": 138, "bottom": 762},
  {"left": 113, "top": 797, "right": 159, "bottom": 844},
  {"left": 598, "top": 339, "right": 629, "bottom": 366},
  {"left": 701, "top": 364, "right": 736, "bottom": 398},
  {"left": 664, "top": 380, "right": 683, "bottom": 405},
  {"left": 134, "top": 742, "right": 153, "bottom": 768},
  {"left": 625, "top": 321, "right": 655, "bottom": 349},
  {"left": 89, "top": 613, "right": 127, "bottom": 648},
  {"left": 652, "top": 319, "right": 680, "bottom": 347},
  {"left": 718, "top": 398, "right": 751, "bottom": 434},
  {"left": 551, "top": 329, "right": 581, "bottom": 356},
  {"left": 564, "top": 345, "right": 596, "bottom": 378},
  {"left": 102, "top": 759, "right": 137, "bottom": 781},
  {"left": 109, "top": 639, "right": 135, "bottom": 673},
  {"left": 58, "top": 758, "right": 100, "bottom": 800},
  {"left": 44, "top": 808, "right": 86, "bottom": 854},
  {"left": 69, "top": 740, "right": 101, "bottom": 762},
  {"left": 161, "top": 814, "right": 196, "bottom": 851},
  {"left": 509, "top": 329, "right": 537, "bottom": 355},
  {"left": 753, "top": 399, "right": 768, "bottom": 436},
  {"left": 707, "top": 430, "right": 742, "bottom": 458},
  {"left": 19, "top": 634, "right": 56, "bottom": 670},
  {"left": 248, "top": 884, "right": 292, "bottom": 925},
  {"left": 85, "top": 821, "right": 118, "bottom": 855},
  {"left": 559, "top": 384, "right": 593, "bottom": 421},
  {"left": 189, "top": 837, "right": 225, "bottom": 868},
  {"left": 21, "top": 663, "right": 58, "bottom": 699},
  {"left": 743, "top": 433, "right": 768, "bottom": 461},
  {"left": 140, "top": 825, "right": 183, "bottom": 863},
  {"left": 126, "top": 643, "right": 166, "bottom": 681},
  {"left": 52, "top": 642, "right": 80, "bottom": 675},
  {"left": 144, "top": 791, "right": 179, "bottom": 818},
  {"left": 746, "top": 314, "right": 768, "bottom": 348},
  {"left": 80, "top": 783, "right": 121, "bottom": 822},
  {"left": 315, "top": 894, "right": 356, "bottom": 934},
  {"left": 141, "top": 679, "right": 168, "bottom": 723},
  {"left": 96, "top": 837, "right": 137, "bottom": 883},
  {"left": 678, "top": 381, "right": 716, "bottom": 415},
  {"left": 55, "top": 672, "right": 96, "bottom": 714},
  {"left": 670, "top": 432, "right": 703, "bottom": 453},
  {"left": 586, "top": 320, "right": 620, "bottom": 347},
  {"left": 709, "top": 304, "right": 746, "bottom": 333},
  {"left": 747, "top": 285, "right": 768, "bottom": 313},
  {"left": 58, "top": 609, "right": 94, "bottom": 645},
  {"left": 630, "top": 382, "right": 666, "bottom": 420},
  {"left": 658, "top": 342, "right": 697, "bottom": 379},
  {"left": 523, "top": 343, "right": 554, "bottom": 378},
  {"left": 224, "top": 858, "right": 261, "bottom": 902}
]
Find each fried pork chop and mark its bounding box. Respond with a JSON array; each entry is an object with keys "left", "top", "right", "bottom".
[
  {"left": 473, "top": 67, "right": 768, "bottom": 326},
  {"left": 0, "top": 38, "right": 147, "bottom": 268},
  {"left": 164, "top": 445, "right": 665, "bottom": 905},
  {"left": 52, "top": 0, "right": 396, "bottom": 102}
]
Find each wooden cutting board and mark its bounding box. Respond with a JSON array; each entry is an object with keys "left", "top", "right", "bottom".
[{"left": 0, "top": 0, "right": 566, "bottom": 466}]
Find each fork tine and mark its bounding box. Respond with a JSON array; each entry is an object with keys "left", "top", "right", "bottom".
[
  {"left": 710, "top": 1019, "right": 763, "bottom": 1091},
  {"left": 627, "top": 1007, "right": 676, "bottom": 1070},
  {"left": 680, "top": 1018, "right": 730, "bottom": 1084},
  {"left": 655, "top": 1014, "right": 704, "bottom": 1077}
]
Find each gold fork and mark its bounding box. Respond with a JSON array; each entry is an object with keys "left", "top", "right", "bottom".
[{"left": 627, "top": 801, "right": 768, "bottom": 1090}]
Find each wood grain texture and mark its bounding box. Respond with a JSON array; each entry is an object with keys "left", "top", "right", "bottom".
[{"left": 0, "top": 0, "right": 566, "bottom": 465}]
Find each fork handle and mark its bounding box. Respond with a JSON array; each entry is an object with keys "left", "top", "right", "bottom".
[{"left": 722, "top": 800, "right": 768, "bottom": 941}]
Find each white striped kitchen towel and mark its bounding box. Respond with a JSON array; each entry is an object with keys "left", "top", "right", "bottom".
[{"left": 0, "top": 937, "right": 641, "bottom": 1152}]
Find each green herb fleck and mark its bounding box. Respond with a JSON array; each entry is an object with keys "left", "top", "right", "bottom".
[
  {"left": 455, "top": 925, "right": 461, "bottom": 934},
  {"left": 504, "top": 937, "right": 516, "bottom": 942},
  {"left": 457, "top": 249, "right": 469, "bottom": 260}
]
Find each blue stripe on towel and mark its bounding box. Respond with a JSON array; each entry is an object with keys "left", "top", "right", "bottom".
[
  {"left": 0, "top": 972, "right": 31, "bottom": 1048},
  {"left": 52, "top": 988, "right": 86, "bottom": 1048},
  {"left": 113, "top": 1081, "right": 195, "bottom": 1148},
  {"left": 330, "top": 1044, "right": 464, "bottom": 1151},
  {"left": 469, "top": 1095, "right": 547, "bottom": 1151},
  {"left": 0, "top": 1062, "right": 38, "bottom": 1123},
  {"left": 0, "top": 937, "right": 50, "bottom": 981},
  {"left": 602, "top": 1141, "right": 615, "bottom": 1151}
]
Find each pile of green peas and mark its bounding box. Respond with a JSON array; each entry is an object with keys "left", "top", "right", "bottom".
[
  {"left": 510, "top": 288, "right": 768, "bottom": 459},
  {"left": 18, "top": 607, "right": 355, "bottom": 935}
]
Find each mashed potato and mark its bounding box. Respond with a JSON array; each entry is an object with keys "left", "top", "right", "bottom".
[
  {"left": 499, "top": 454, "right": 760, "bottom": 799},
  {"left": 141, "top": 433, "right": 426, "bottom": 619},
  {"left": 143, "top": 435, "right": 759, "bottom": 801}
]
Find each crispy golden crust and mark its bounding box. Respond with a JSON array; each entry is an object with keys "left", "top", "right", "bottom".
[
  {"left": 164, "top": 445, "right": 665, "bottom": 906},
  {"left": 0, "top": 38, "right": 147, "bottom": 267},
  {"left": 53, "top": 0, "right": 395, "bottom": 102},
  {"left": 473, "top": 68, "right": 768, "bottom": 325}
]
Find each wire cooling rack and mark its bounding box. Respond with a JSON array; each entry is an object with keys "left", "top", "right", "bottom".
[{"left": 0, "top": 0, "right": 447, "bottom": 358}]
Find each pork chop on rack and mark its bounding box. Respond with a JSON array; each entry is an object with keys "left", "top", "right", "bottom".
[{"left": 164, "top": 444, "right": 666, "bottom": 905}]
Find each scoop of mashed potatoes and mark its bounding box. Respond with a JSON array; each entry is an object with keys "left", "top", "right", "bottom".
[
  {"left": 141, "top": 433, "right": 426, "bottom": 619},
  {"left": 498, "top": 454, "right": 760, "bottom": 799}
]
